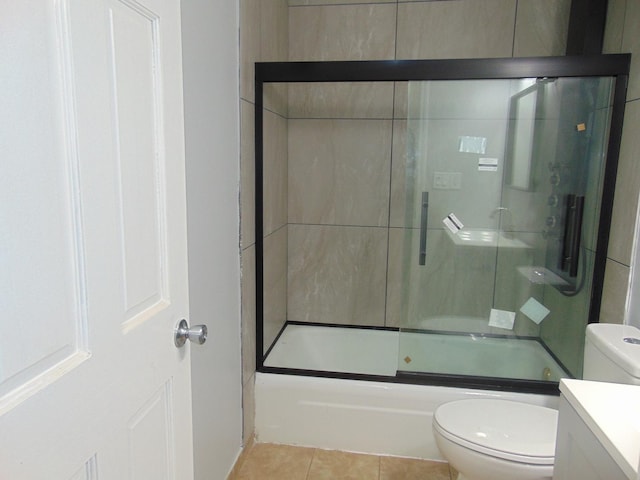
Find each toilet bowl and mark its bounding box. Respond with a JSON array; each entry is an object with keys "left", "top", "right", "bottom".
[
  {"left": 433, "top": 399, "right": 557, "bottom": 480},
  {"left": 432, "top": 323, "right": 640, "bottom": 480}
]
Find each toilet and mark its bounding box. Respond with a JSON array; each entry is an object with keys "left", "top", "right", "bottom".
[{"left": 432, "top": 323, "right": 640, "bottom": 480}]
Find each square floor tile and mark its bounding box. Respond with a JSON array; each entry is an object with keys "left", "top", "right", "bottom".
[
  {"left": 236, "top": 443, "right": 314, "bottom": 480},
  {"left": 307, "top": 449, "right": 380, "bottom": 479},
  {"left": 379, "top": 456, "right": 451, "bottom": 480}
]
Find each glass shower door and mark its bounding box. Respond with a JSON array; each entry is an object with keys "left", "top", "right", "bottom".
[{"left": 396, "top": 76, "right": 615, "bottom": 384}]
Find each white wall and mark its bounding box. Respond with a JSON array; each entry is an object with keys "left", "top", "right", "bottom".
[{"left": 180, "top": 1, "right": 243, "bottom": 478}]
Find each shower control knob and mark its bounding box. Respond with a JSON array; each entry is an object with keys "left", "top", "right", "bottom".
[
  {"left": 547, "top": 195, "right": 559, "bottom": 207},
  {"left": 550, "top": 173, "right": 561, "bottom": 186},
  {"left": 546, "top": 216, "right": 557, "bottom": 228},
  {"left": 174, "top": 319, "right": 208, "bottom": 347}
]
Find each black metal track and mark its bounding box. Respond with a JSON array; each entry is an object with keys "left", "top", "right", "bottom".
[{"left": 256, "top": 55, "right": 630, "bottom": 83}]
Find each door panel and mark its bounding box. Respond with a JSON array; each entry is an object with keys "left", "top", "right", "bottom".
[
  {"left": 0, "top": 0, "right": 88, "bottom": 413},
  {"left": 0, "top": 0, "right": 193, "bottom": 478},
  {"left": 108, "top": 0, "right": 170, "bottom": 329},
  {"left": 127, "top": 382, "right": 176, "bottom": 480}
]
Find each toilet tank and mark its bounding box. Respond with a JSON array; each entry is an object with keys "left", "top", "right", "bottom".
[{"left": 583, "top": 323, "right": 640, "bottom": 384}]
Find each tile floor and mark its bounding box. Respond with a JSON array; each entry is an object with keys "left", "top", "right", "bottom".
[{"left": 228, "top": 442, "right": 456, "bottom": 480}]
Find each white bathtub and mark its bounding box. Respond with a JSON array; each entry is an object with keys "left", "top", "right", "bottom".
[
  {"left": 255, "top": 373, "right": 559, "bottom": 461},
  {"left": 257, "top": 323, "right": 565, "bottom": 460},
  {"left": 264, "top": 323, "right": 569, "bottom": 381}
]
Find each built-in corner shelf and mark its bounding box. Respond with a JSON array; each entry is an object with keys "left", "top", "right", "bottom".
[{"left": 444, "top": 228, "right": 530, "bottom": 249}]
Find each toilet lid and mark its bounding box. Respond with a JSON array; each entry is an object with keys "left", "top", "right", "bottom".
[{"left": 433, "top": 399, "right": 558, "bottom": 465}]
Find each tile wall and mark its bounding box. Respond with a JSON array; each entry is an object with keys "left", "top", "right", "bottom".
[
  {"left": 237, "top": 0, "right": 640, "bottom": 443},
  {"left": 240, "top": 0, "right": 289, "bottom": 444},
  {"left": 600, "top": 0, "right": 640, "bottom": 323},
  {"left": 282, "top": 0, "right": 571, "bottom": 334}
]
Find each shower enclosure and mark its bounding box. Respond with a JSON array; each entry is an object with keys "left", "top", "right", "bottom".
[{"left": 255, "top": 56, "right": 630, "bottom": 393}]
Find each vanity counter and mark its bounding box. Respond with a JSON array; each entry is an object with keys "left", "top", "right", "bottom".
[{"left": 558, "top": 378, "right": 640, "bottom": 479}]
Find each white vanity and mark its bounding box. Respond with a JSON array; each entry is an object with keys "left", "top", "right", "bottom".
[{"left": 554, "top": 379, "right": 640, "bottom": 480}]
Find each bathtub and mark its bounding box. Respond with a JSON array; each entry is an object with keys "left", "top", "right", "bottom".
[
  {"left": 255, "top": 373, "right": 560, "bottom": 460},
  {"left": 257, "top": 323, "right": 566, "bottom": 460},
  {"left": 264, "top": 323, "right": 569, "bottom": 381}
]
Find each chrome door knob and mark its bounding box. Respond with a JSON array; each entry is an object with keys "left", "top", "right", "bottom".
[{"left": 174, "top": 319, "right": 208, "bottom": 347}]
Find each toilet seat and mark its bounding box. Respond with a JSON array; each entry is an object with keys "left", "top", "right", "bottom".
[{"left": 433, "top": 399, "right": 558, "bottom": 466}]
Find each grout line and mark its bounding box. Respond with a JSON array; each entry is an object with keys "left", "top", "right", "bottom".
[
  {"left": 263, "top": 222, "right": 288, "bottom": 240},
  {"left": 289, "top": 2, "right": 396, "bottom": 7},
  {"left": 288, "top": 116, "right": 396, "bottom": 120},
  {"left": 511, "top": 0, "right": 518, "bottom": 57},
  {"left": 393, "top": 0, "right": 399, "bottom": 61},
  {"left": 263, "top": 105, "right": 289, "bottom": 121},
  {"left": 305, "top": 448, "right": 316, "bottom": 479},
  {"left": 607, "top": 256, "right": 632, "bottom": 269},
  {"left": 289, "top": 222, "right": 388, "bottom": 229}
]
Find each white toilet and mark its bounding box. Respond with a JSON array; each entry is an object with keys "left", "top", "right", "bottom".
[{"left": 432, "top": 323, "right": 640, "bottom": 480}]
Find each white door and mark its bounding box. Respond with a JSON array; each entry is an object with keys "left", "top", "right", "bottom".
[{"left": 0, "top": 1, "right": 195, "bottom": 478}]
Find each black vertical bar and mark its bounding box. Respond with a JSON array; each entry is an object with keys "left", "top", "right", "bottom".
[
  {"left": 561, "top": 195, "right": 585, "bottom": 277},
  {"left": 569, "top": 196, "right": 585, "bottom": 277},
  {"left": 255, "top": 67, "right": 265, "bottom": 370},
  {"left": 419, "top": 192, "right": 429, "bottom": 265},
  {"left": 566, "top": 0, "right": 609, "bottom": 55},
  {"left": 561, "top": 194, "right": 575, "bottom": 273}
]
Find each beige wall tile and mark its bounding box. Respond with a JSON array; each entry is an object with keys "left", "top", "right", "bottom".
[
  {"left": 386, "top": 228, "right": 498, "bottom": 329},
  {"left": 396, "top": 0, "right": 517, "bottom": 60},
  {"left": 241, "top": 245, "right": 256, "bottom": 383},
  {"left": 288, "top": 119, "right": 392, "bottom": 226},
  {"left": 288, "top": 82, "right": 394, "bottom": 119},
  {"left": 608, "top": 99, "right": 640, "bottom": 265},
  {"left": 263, "top": 110, "right": 288, "bottom": 236},
  {"left": 264, "top": 226, "right": 288, "bottom": 351},
  {"left": 405, "top": 117, "right": 506, "bottom": 228},
  {"left": 288, "top": 224, "right": 388, "bottom": 325},
  {"left": 393, "top": 81, "right": 409, "bottom": 119},
  {"left": 261, "top": 0, "right": 289, "bottom": 62},
  {"left": 389, "top": 120, "right": 410, "bottom": 228},
  {"left": 241, "top": 0, "right": 261, "bottom": 102},
  {"left": 264, "top": 83, "right": 289, "bottom": 118},
  {"left": 513, "top": 0, "right": 571, "bottom": 57},
  {"left": 600, "top": 259, "right": 630, "bottom": 324},
  {"left": 241, "top": 0, "right": 288, "bottom": 103},
  {"left": 289, "top": 3, "right": 396, "bottom": 61},
  {"left": 603, "top": 0, "right": 627, "bottom": 54},
  {"left": 391, "top": 80, "right": 514, "bottom": 228},
  {"left": 622, "top": 0, "right": 640, "bottom": 101},
  {"left": 241, "top": 100, "right": 255, "bottom": 249},
  {"left": 241, "top": 374, "right": 255, "bottom": 444},
  {"left": 261, "top": 1, "right": 289, "bottom": 116}
]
